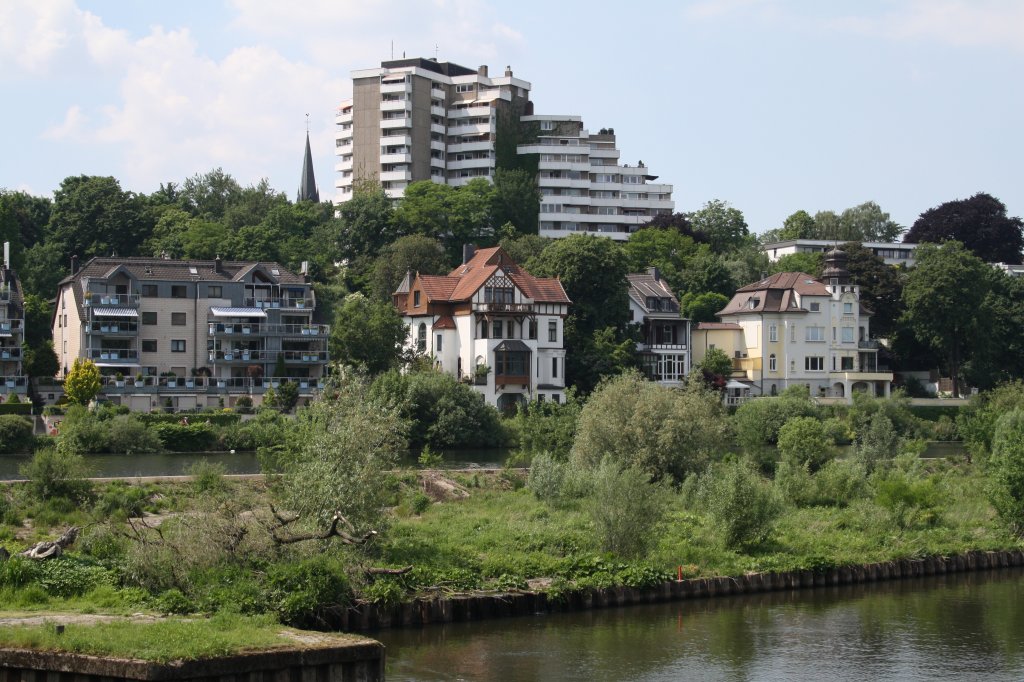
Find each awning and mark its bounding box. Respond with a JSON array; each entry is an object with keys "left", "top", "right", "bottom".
[
  {"left": 494, "top": 340, "right": 531, "bottom": 353},
  {"left": 0, "top": 331, "right": 11, "bottom": 338},
  {"left": 726, "top": 380, "right": 750, "bottom": 390},
  {"left": 93, "top": 307, "right": 138, "bottom": 318},
  {"left": 210, "top": 307, "right": 268, "bottom": 318},
  {"left": 95, "top": 362, "right": 141, "bottom": 368}
]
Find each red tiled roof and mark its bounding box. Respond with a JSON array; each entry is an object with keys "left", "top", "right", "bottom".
[
  {"left": 412, "top": 246, "right": 570, "bottom": 304},
  {"left": 433, "top": 315, "right": 456, "bottom": 329},
  {"left": 418, "top": 275, "right": 459, "bottom": 301}
]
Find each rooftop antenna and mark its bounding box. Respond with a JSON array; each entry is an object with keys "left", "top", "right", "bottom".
[
  {"left": 391, "top": 40, "right": 393, "bottom": 59},
  {"left": 434, "top": 44, "right": 439, "bottom": 59},
  {"left": 305, "top": 113, "right": 309, "bottom": 133}
]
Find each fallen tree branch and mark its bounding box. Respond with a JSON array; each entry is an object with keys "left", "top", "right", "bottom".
[
  {"left": 269, "top": 511, "right": 377, "bottom": 546},
  {"left": 365, "top": 565, "right": 413, "bottom": 576},
  {"left": 19, "top": 527, "right": 79, "bottom": 560}
]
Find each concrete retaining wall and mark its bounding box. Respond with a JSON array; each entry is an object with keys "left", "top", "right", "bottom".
[
  {"left": 335, "top": 549, "right": 1024, "bottom": 632},
  {"left": 0, "top": 640, "right": 384, "bottom": 682}
]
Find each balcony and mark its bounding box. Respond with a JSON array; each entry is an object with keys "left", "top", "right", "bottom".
[
  {"left": 0, "top": 375, "right": 27, "bottom": 392},
  {"left": 380, "top": 80, "right": 409, "bottom": 94},
  {"left": 83, "top": 293, "right": 140, "bottom": 308},
  {"left": 207, "top": 323, "right": 329, "bottom": 337},
  {"left": 242, "top": 297, "right": 314, "bottom": 310},
  {"left": 380, "top": 169, "right": 413, "bottom": 183},
  {"left": 208, "top": 350, "right": 329, "bottom": 364},
  {"left": 431, "top": 105, "right": 446, "bottom": 117},
  {"left": 98, "top": 375, "right": 326, "bottom": 394},
  {"left": 88, "top": 321, "right": 138, "bottom": 335},
  {"left": 475, "top": 302, "right": 534, "bottom": 314},
  {"left": 89, "top": 349, "right": 139, "bottom": 363},
  {"left": 0, "top": 347, "right": 21, "bottom": 360},
  {"left": 380, "top": 117, "right": 412, "bottom": 130},
  {"left": 858, "top": 339, "right": 881, "bottom": 349},
  {"left": 380, "top": 98, "right": 409, "bottom": 112},
  {"left": 380, "top": 153, "right": 412, "bottom": 164}
]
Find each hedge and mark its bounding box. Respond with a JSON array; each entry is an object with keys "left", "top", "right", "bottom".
[
  {"left": 137, "top": 413, "right": 241, "bottom": 427},
  {"left": 0, "top": 403, "right": 33, "bottom": 415},
  {"left": 910, "top": 405, "right": 962, "bottom": 422}
]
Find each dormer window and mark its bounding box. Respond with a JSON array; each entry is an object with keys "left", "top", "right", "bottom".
[{"left": 747, "top": 297, "right": 760, "bottom": 310}]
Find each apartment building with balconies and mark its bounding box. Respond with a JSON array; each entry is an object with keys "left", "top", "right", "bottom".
[
  {"left": 52, "top": 256, "right": 329, "bottom": 411},
  {"left": 335, "top": 58, "right": 532, "bottom": 201},
  {"left": 627, "top": 268, "right": 690, "bottom": 386},
  {"left": 518, "top": 115, "right": 674, "bottom": 241},
  {"left": 762, "top": 239, "right": 918, "bottom": 267},
  {"left": 0, "top": 243, "right": 26, "bottom": 398},
  {"left": 393, "top": 245, "right": 570, "bottom": 411}
]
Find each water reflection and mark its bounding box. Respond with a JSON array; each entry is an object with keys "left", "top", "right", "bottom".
[{"left": 378, "top": 569, "right": 1023, "bottom": 681}]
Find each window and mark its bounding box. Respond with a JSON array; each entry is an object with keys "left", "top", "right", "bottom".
[
  {"left": 455, "top": 83, "right": 474, "bottom": 93},
  {"left": 484, "top": 286, "right": 514, "bottom": 304},
  {"left": 171, "top": 285, "right": 187, "bottom": 298},
  {"left": 809, "top": 302, "right": 820, "bottom": 312},
  {"left": 171, "top": 340, "right": 186, "bottom": 353},
  {"left": 769, "top": 354, "right": 777, "bottom": 372},
  {"left": 479, "top": 320, "right": 488, "bottom": 339},
  {"left": 806, "top": 326, "right": 825, "bottom": 342},
  {"left": 528, "top": 320, "right": 537, "bottom": 340},
  {"left": 552, "top": 357, "right": 558, "bottom": 378},
  {"left": 414, "top": 291, "right": 421, "bottom": 307},
  {"left": 142, "top": 284, "right": 158, "bottom": 297},
  {"left": 552, "top": 393, "right": 560, "bottom": 404},
  {"left": 769, "top": 324, "right": 777, "bottom": 343},
  {"left": 492, "top": 320, "right": 503, "bottom": 339},
  {"left": 548, "top": 320, "right": 557, "bottom": 342},
  {"left": 842, "top": 327, "right": 855, "bottom": 343},
  {"left": 436, "top": 334, "right": 442, "bottom": 352},
  {"left": 844, "top": 302, "right": 853, "bottom": 315},
  {"left": 805, "top": 356, "right": 824, "bottom": 371},
  {"left": 540, "top": 120, "right": 554, "bottom": 130},
  {"left": 841, "top": 356, "right": 854, "bottom": 370},
  {"left": 142, "top": 312, "right": 157, "bottom": 325},
  {"left": 208, "top": 285, "right": 222, "bottom": 298},
  {"left": 171, "top": 312, "right": 186, "bottom": 326},
  {"left": 142, "top": 340, "right": 157, "bottom": 353},
  {"left": 417, "top": 323, "right": 426, "bottom": 352}
]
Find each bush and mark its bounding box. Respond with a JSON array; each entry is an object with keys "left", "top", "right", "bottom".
[
  {"left": 265, "top": 555, "right": 352, "bottom": 627},
  {"left": 218, "top": 410, "right": 290, "bottom": 451},
  {"left": 571, "top": 371, "right": 729, "bottom": 484},
  {"left": 958, "top": 382, "right": 1024, "bottom": 462},
  {"left": 777, "top": 416, "right": 834, "bottom": 473},
  {"left": 988, "top": 408, "right": 1024, "bottom": 535},
  {"left": 105, "top": 415, "right": 163, "bottom": 455},
  {"left": 510, "top": 391, "right": 582, "bottom": 460},
  {"left": 55, "top": 405, "right": 109, "bottom": 455},
  {"left": 150, "top": 422, "right": 218, "bottom": 452},
  {"left": 0, "top": 415, "right": 34, "bottom": 454},
  {"left": 19, "top": 447, "right": 91, "bottom": 501},
  {"left": 0, "top": 403, "right": 32, "bottom": 415},
  {"left": 186, "top": 460, "right": 228, "bottom": 495},
  {"left": 587, "top": 458, "right": 671, "bottom": 558},
  {"left": 856, "top": 411, "right": 901, "bottom": 473},
  {"left": 527, "top": 452, "right": 568, "bottom": 503},
  {"left": 138, "top": 413, "right": 241, "bottom": 427},
  {"left": 234, "top": 396, "right": 254, "bottom": 414},
  {"left": 94, "top": 481, "right": 151, "bottom": 519},
  {"left": 733, "top": 387, "right": 819, "bottom": 452},
  {"left": 698, "top": 459, "right": 782, "bottom": 548},
  {"left": 873, "top": 473, "right": 941, "bottom": 530}
]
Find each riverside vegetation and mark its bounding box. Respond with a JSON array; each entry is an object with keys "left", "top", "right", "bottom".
[{"left": 2, "top": 372, "right": 1024, "bottom": 640}]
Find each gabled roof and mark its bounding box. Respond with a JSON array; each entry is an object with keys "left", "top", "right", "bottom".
[
  {"left": 406, "top": 246, "right": 570, "bottom": 304},
  {"left": 626, "top": 270, "right": 679, "bottom": 313},
  {"left": 433, "top": 315, "right": 456, "bottom": 330},
  {"left": 719, "top": 271, "right": 828, "bottom": 316}
]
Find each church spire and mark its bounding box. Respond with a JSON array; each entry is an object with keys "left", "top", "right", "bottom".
[{"left": 297, "top": 115, "right": 319, "bottom": 203}]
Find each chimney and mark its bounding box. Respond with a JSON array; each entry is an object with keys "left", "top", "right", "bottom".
[
  {"left": 504, "top": 65, "right": 512, "bottom": 77},
  {"left": 2, "top": 241, "right": 8, "bottom": 270},
  {"left": 648, "top": 266, "right": 661, "bottom": 281},
  {"left": 300, "top": 260, "right": 311, "bottom": 283},
  {"left": 462, "top": 244, "right": 476, "bottom": 264},
  {"left": 478, "top": 65, "right": 488, "bottom": 77},
  {"left": 70, "top": 255, "right": 79, "bottom": 275},
  {"left": 214, "top": 255, "right": 223, "bottom": 273}
]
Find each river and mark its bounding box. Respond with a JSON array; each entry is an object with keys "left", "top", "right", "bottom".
[{"left": 376, "top": 567, "right": 1024, "bottom": 681}]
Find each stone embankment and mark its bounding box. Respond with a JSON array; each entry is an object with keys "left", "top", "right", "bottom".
[{"left": 334, "top": 549, "right": 1024, "bottom": 631}]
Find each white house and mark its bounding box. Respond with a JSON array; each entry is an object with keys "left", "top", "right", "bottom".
[
  {"left": 761, "top": 239, "right": 917, "bottom": 267},
  {"left": 627, "top": 268, "right": 690, "bottom": 386},
  {"left": 715, "top": 248, "right": 893, "bottom": 400},
  {"left": 393, "top": 246, "right": 571, "bottom": 411}
]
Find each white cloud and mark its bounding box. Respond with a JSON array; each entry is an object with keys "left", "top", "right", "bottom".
[
  {"left": 43, "top": 105, "right": 86, "bottom": 140},
  {"left": 0, "top": 0, "right": 78, "bottom": 74},
  {"left": 830, "top": 1, "right": 1024, "bottom": 51}
]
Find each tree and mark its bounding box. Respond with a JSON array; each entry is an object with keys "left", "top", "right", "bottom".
[
  {"left": 20, "top": 241, "right": 66, "bottom": 298},
  {"left": 280, "top": 377, "right": 408, "bottom": 533},
  {"left": 777, "top": 416, "right": 834, "bottom": 473},
  {"left": 777, "top": 210, "right": 817, "bottom": 240},
  {"left": 987, "top": 409, "right": 1024, "bottom": 536},
  {"left": 769, "top": 251, "right": 823, "bottom": 277},
  {"left": 906, "top": 192, "right": 1023, "bottom": 264},
  {"left": 902, "top": 242, "right": 992, "bottom": 396},
  {"left": 588, "top": 459, "right": 671, "bottom": 558},
  {"left": 490, "top": 168, "right": 540, "bottom": 234},
  {"left": 63, "top": 358, "right": 101, "bottom": 406},
  {"left": 392, "top": 179, "right": 495, "bottom": 260},
  {"left": 498, "top": 230, "right": 551, "bottom": 266},
  {"left": 695, "top": 347, "right": 733, "bottom": 378},
  {"left": 23, "top": 341, "right": 59, "bottom": 380},
  {"left": 177, "top": 168, "right": 242, "bottom": 220},
  {"left": 335, "top": 181, "right": 397, "bottom": 259},
  {"left": 369, "top": 235, "right": 450, "bottom": 301},
  {"left": 680, "top": 291, "right": 728, "bottom": 324},
  {"left": 696, "top": 459, "right": 782, "bottom": 548},
  {"left": 841, "top": 241, "right": 904, "bottom": 338},
  {"left": 688, "top": 199, "right": 749, "bottom": 254},
  {"left": 637, "top": 212, "right": 708, "bottom": 244},
  {"left": 330, "top": 293, "right": 407, "bottom": 374},
  {"left": 622, "top": 227, "right": 699, "bottom": 294},
  {"left": 570, "top": 370, "right": 729, "bottom": 483},
  {"left": 732, "top": 387, "right": 819, "bottom": 452},
  {"left": 47, "top": 175, "right": 149, "bottom": 259},
  {"left": 836, "top": 201, "right": 904, "bottom": 242},
  {"left": 0, "top": 189, "right": 51, "bottom": 263},
  {"left": 21, "top": 294, "right": 52, "bottom": 348},
  {"left": 681, "top": 247, "right": 736, "bottom": 297}
]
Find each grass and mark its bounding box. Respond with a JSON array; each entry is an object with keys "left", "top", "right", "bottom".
[{"left": 0, "top": 613, "right": 366, "bottom": 663}]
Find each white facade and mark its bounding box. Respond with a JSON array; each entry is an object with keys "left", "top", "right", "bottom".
[
  {"left": 762, "top": 239, "right": 917, "bottom": 267},
  {"left": 627, "top": 269, "right": 690, "bottom": 385},
  {"left": 521, "top": 115, "right": 674, "bottom": 241}
]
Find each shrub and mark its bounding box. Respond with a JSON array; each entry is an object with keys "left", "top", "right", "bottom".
[
  {"left": 186, "top": 460, "right": 228, "bottom": 495},
  {"left": 0, "top": 415, "right": 34, "bottom": 454},
  {"left": 235, "top": 396, "right": 253, "bottom": 414},
  {"left": 19, "top": 447, "right": 91, "bottom": 501},
  {"left": 698, "top": 459, "right": 782, "bottom": 548},
  {"left": 856, "top": 411, "right": 901, "bottom": 473},
  {"left": 105, "top": 415, "right": 163, "bottom": 455},
  {"left": 587, "top": 458, "right": 671, "bottom": 558},
  {"left": 55, "top": 405, "right": 108, "bottom": 455},
  {"left": 873, "top": 474, "right": 941, "bottom": 530},
  {"left": 94, "top": 481, "right": 151, "bottom": 519},
  {"left": 527, "top": 452, "right": 567, "bottom": 503},
  {"left": 150, "top": 422, "right": 218, "bottom": 452},
  {"left": 265, "top": 555, "right": 352, "bottom": 627},
  {"left": 571, "top": 371, "right": 729, "bottom": 483},
  {"left": 777, "top": 416, "right": 834, "bottom": 473},
  {"left": 510, "top": 391, "right": 582, "bottom": 460},
  {"left": 733, "top": 387, "right": 818, "bottom": 452},
  {"left": 0, "top": 403, "right": 32, "bottom": 415},
  {"left": 988, "top": 408, "right": 1024, "bottom": 535}
]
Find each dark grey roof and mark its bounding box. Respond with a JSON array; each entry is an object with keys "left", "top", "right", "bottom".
[
  {"left": 626, "top": 271, "right": 679, "bottom": 313},
  {"left": 494, "top": 340, "right": 531, "bottom": 353},
  {"left": 297, "top": 131, "right": 319, "bottom": 203},
  {"left": 381, "top": 58, "right": 475, "bottom": 77}
]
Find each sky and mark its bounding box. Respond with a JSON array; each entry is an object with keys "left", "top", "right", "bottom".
[{"left": 2, "top": 0, "right": 1022, "bottom": 235}]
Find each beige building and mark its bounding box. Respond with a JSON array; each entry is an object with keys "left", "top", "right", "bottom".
[{"left": 53, "top": 256, "right": 329, "bottom": 411}]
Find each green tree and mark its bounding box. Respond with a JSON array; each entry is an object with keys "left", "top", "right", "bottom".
[
  {"left": 622, "top": 227, "right": 699, "bottom": 293},
  {"left": 697, "top": 458, "right": 782, "bottom": 548},
  {"left": 770, "top": 251, "right": 823, "bottom": 277},
  {"left": 63, "top": 358, "right": 101, "bottom": 406},
  {"left": 275, "top": 380, "right": 300, "bottom": 413},
  {"left": 21, "top": 294, "right": 52, "bottom": 347},
  {"left": 681, "top": 247, "right": 735, "bottom": 297},
  {"left": 47, "top": 175, "right": 149, "bottom": 259},
  {"left": 490, "top": 168, "right": 540, "bottom": 234},
  {"left": 24, "top": 340, "right": 59, "bottom": 380},
  {"left": 330, "top": 293, "right": 407, "bottom": 374},
  {"left": 689, "top": 199, "right": 749, "bottom": 254},
  {"left": 570, "top": 370, "right": 729, "bottom": 483},
  {"left": 369, "top": 235, "right": 450, "bottom": 301},
  {"left": 988, "top": 409, "right": 1024, "bottom": 536},
  {"left": 778, "top": 210, "right": 817, "bottom": 240},
  {"left": 902, "top": 242, "right": 993, "bottom": 396},
  {"left": 177, "top": 168, "right": 242, "bottom": 220},
  {"left": 0, "top": 189, "right": 51, "bottom": 255},
  {"left": 679, "top": 291, "right": 729, "bottom": 324},
  {"left": 336, "top": 181, "right": 397, "bottom": 259},
  {"left": 733, "top": 387, "right": 819, "bottom": 452},
  {"left": 393, "top": 179, "right": 495, "bottom": 260},
  {"left": 695, "top": 347, "right": 733, "bottom": 378},
  {"left": 842, "top": 241, "right": 904, "bottom": 338},
  {"left": 588, "top": 459, "right": 671, "bottom": 558},
  {"left": 280, "top": 377, "right": 408, "bottom": 533},
  {"left": 499, "top": 229, "right": 551, "bottom": 266},
  {"left": 777, "top": 416, "right": 834, "bottom": 473}
]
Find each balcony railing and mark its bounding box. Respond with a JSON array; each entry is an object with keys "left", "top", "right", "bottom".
[
  {"left": 242, "top": 297, "right": 314, "bottom": 310},
  {"left": 98, "top": 376, "right": 325, "bottom": 393},
  {"left": 89, "top": 349, "right": 139, "bottom": 362},
  {"left": 0, "top": 375, "right": 27, "bottom": 391},
  {"left": 0, "top": 347, "right": 22, "bottom": 360},
  {"left": 858, "top": 339, "right": 881, "bottom": 349},
  {"left": 207, "top": 323, "right": 329, "bottom": 336},
  {"left": 476, "top": 302, "right": 534, "bottom": 313},
  {"left": 89, "top": 322, "right": 138, "bottom": 335},
  {"left": 83, "top": 293, "right": 141, "bottom": 308},
  {"left": 208, "top": 350, "right": 329, "bottom": 363}
]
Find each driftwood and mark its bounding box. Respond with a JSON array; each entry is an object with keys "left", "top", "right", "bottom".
[
  {"left": 365, "top": 565, "right": 413, "bottom": 576},
  {"left": 267, "top": 506, "right": 377, "bottom": 546},
  {"left": 19, "top": 527, "right": 79, "bottom": 560}
]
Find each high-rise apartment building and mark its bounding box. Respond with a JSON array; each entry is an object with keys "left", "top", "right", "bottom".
[
  {"left": 334, "top": 59, "right": 674, "bottom": 240},
  {"left": 334, "top": 58, "right": 532, "bottom": 201},
  {"left": 518, "top": 115, "right": 674, "bottom": 241}
]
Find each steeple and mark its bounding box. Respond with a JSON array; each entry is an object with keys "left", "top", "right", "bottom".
[
  {"left": 297, "top": 118, "right": 319, "bottom": 203},
  {"left": 822, "top": 246, "right": 850, "bottom": 285}
]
